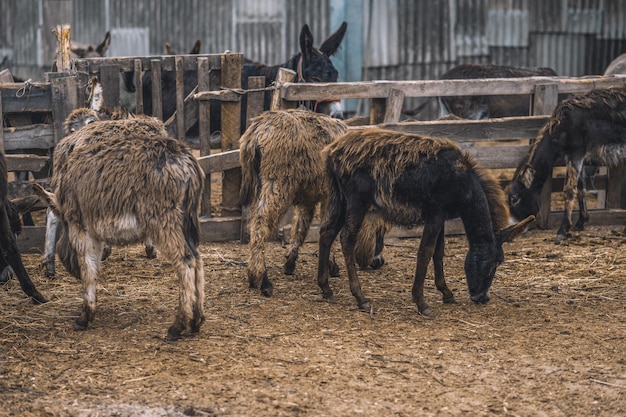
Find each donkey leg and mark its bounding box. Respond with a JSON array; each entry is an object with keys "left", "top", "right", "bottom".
[
  {"left": 0, "top": 206, "right": 47, "bottom": 303},
  {"left": 284, "top": 205, "right": 315, "bottom": 275},
  {"left": 340, "top": 207, "right": 370, "bottom": 311},
  {"left": 41, "top": 208, "right": 58, "bottom": 278},
  {"left": 432, "top": 227, "right": 455, "bottom": 304},
  {"left": 412, "top": 220, "right": 442, "bottom": 318},
  {"left": 191, "top": 254, "right": 205, "bottom": 333},
  {"left": 370, "top": 219, "right": 390, "bottom": 270},
  {"left": 556, "top": 162, "right": 579, "bottom": 243},
  {"left": 318, "top": 206, "right": 346, "bottom": 301},
  {"left": 246, "top": 192, "right": 282, "bottom": 296},
  {"left": 167, "top": 253, "right": 203, "bottom": 341},
  {"left": 74, "top": 237, "right": 104, "bottom": 330},
  {"left": 573, "top": 175, "right": 589, "bottom": 231}
]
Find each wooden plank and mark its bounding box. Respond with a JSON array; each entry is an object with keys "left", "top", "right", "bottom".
[
  {"left": 3, "top": 124, "right": 55, "bottom": 150},
  {"left": 240, "top": 75, "right": 266, "bottom": 244},
  {"left": 49, "top": 76, "right": 77, "bottom": 144},
  {"left": 197, "top": 149, "right": 240, "bottom": 173},
  {"left": 52, "top": 24, "right": 71, "bottom": 73},
  {"left": 196, "top": 146, "right": 532, "bottom": 173},
  {"left": 370, "top": 98, "right": 386, "bottom": 124},
  {"left": 197, "top": 57, "right": 212, "bottom": 218},
  {"left": 220, "top": 53, "right": 243, "bottom": 218},
  {"left": 270, "top": 68, "right": 296, "bottom": 111},
  {"left": 464, "top": 145, "right": 531, "bottom": 169},
  {"left": 606, "top": 165, "right": 624, "bottom": 209},
  {"left": 147, "top": 60, "right": 160, "bottom": 118},
  {"left": 199, "top": 216, "right": 241, "bottom": 243},
  {"left": 164, "top": 86, "right": 198, "bottom": 137},
  {"left": 383, "top": 88, "right": 405, "bottom": 123},
  {"left": 377, "top": 116, "right": 548, "bottom": 142},
  {"left": 135, "top": 59, "right": 145, "bottom": 115},
  {"left": 8, "top": 178, "right": 49, "bottom": 199},
  {"left": 76, "top": 54, "right": 226, "bottom": 73},
  {"left": 100, "top": 64, "right": 120, "bottom": 110},
  {"left": 281, "top": 208, "right": 626, "bottom": 244},
  {"left": 16, "top": 226, "right": 47, "bottom": 253},
  {"left": 245, "top": 76, "right": 266, "bottom": 128},
  {"left": 0, "top": 84, "right": 52, "bottom": 112},
  {"left": 0, "top": 92, "right": 4, "bottom": 150},
  {"left": 280, "top": 76, "right": 626, "bottom": 101},
  {"left": 6, "top": 154, "right": 49, "bottom": 171},
  {"left": 15, "top": 206, "right": 626, "bottom": 252},
  {"left": 0, "top": 69, "right": 14, "bottom": 82},
  {"left": 175, "top": 56, "right": 185, "bottom": 141},
  {"left": 533, "top": 83, "right": 559, "bottom": 115}
]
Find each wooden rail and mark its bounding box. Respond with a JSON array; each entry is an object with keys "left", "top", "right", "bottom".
[{"left": 4, "top": 68, "right": 626, "bottom": 249}]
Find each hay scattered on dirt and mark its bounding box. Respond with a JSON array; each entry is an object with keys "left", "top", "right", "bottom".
[{"left": 1, "top": 226, "right": 625, "bottom": 416}]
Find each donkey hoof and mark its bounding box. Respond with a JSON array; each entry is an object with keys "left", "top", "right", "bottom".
[
  {"left": 358, "top": 299, "right": 371, "bottom": 312},
  {"left": 0, "top": 267, "right": 12, "bottom": 283},
  {"left": 74, "top": 319, "right": 89, "bottom": 331},
  {"left": 32, "top": 291, "right": 48, "bottom": 304},
  {"left": 41, "top": 261, "right": 55, "bottom": 279},
  {"left": 284, "top": 262, "right": 296, "bottom": 276},
  {"left": 442, "top": 295, "right": 457, "bottom": 304},
  {"left": 554, "top": 234, "right": 569, "bottom": 245},
  {"left": 165, "top": 328, "right": 182, "bottom": 341},
  {"left": 418, "top": 307, "right": 435, "bottom": 318},
  {"left": 260, "top": 278, "right": 274, "bottom": 297},
  {"left": 329, "top": 262, "right": 340, "bottom": 277},
  {"left": 370, "top": 257, "right": 385, "bottom": 270}
]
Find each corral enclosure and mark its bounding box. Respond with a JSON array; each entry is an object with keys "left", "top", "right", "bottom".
[{"left": 0, "top": 2, "right": 625, "bottom": 416}]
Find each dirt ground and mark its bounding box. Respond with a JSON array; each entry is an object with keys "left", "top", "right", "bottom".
[{"left": 1, "top": 224, "right": 624, "bottom": 416}]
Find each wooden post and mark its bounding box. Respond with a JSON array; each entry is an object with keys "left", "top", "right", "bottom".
[
  {"left": 197, "top": 57, "right": 212, "bottom": 218},
  {"left": 134, "top": 59, "right": 144, "bottom": 115},
  {"left": 52, "top": 25, "right": 71, "bottom": 73},
  {"left": 50, "top": 76, "right": 78, "bottom": 145},
  {"left": 148, "top": 59, "right": 162, "bottom": 119},
  {"left": 220, "top": 53, "right": 243, "bottom": 218},
  {"left": 370, "top": 98, "right": 386, "bottom": 124},
  {"left": 99, "top": 64, "right": 120, "bottom": 111},
  {"left": 384, "top": 88, "right": 405, "bottom": 123},
  {"left": 532, "top": 83, "right": 559, "bottom": 229},
  {"left": 270, "top": 68, "right": 296, "bottom": 111},
  {"left": 246, "top": 76, "right": 266, "bottom": 128},
  {"left": 606, "top": 166, "right": 624, "bottom": 209},
  {"left": 240, "top": 75, "right": 266, "bottom": 243},
  {"left": 0, "top": 93, "right": 4, "bottom": 151},
  {"left": 175, "top": 56, "right": 185, "bottom": 141}
]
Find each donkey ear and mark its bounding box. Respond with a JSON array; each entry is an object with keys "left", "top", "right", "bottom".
[
  {"left": 189, "top": 39, "right": 201, "bottom": 55},
  {"left": 520, "top": 165, "right": 535, "bottom": 189},
  {"left": 299, "top": 24, "right": 314, "bottom": 63},
  {"left": 96, "top": 31, "right": 111, "bottom": 56},
  {"left": 319, "top": 21, "right": 348, "bottom": 56},
  {"left": 497, "top": 215, "right": 535, "bottom": 245}
]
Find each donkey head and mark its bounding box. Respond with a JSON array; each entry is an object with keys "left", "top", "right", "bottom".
[
  {"left": 507, "top": 162, "right": 540, "bottom": 222},
  {"left": 465, "top": 215, "right": 535, "bottom": 304},
  {"left": 70, "top": 31, "right": 111, "bottom": 58},
  {"left": 296, "top": 22, "right": 347, "bottom": 119}
]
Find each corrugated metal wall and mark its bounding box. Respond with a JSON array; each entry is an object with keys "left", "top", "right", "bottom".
[{"left": 2, "top": 0, "right": 626, "bottom": 85}]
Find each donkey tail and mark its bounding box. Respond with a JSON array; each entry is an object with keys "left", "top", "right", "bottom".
[
  {"left": 183, "top": 164, "right": 204, "bottom": 253},
  {"left": 239, "top": 133, "right": 262, "bottom": 207}
]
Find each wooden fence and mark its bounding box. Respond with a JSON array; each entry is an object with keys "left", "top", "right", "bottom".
[{"left": 2, "top": 57, "right": 626, "bottom": 251}]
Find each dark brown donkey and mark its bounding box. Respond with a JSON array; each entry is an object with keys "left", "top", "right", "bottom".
[{"left": 318, "top": 128, "right": 534, "bottom": 317}]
